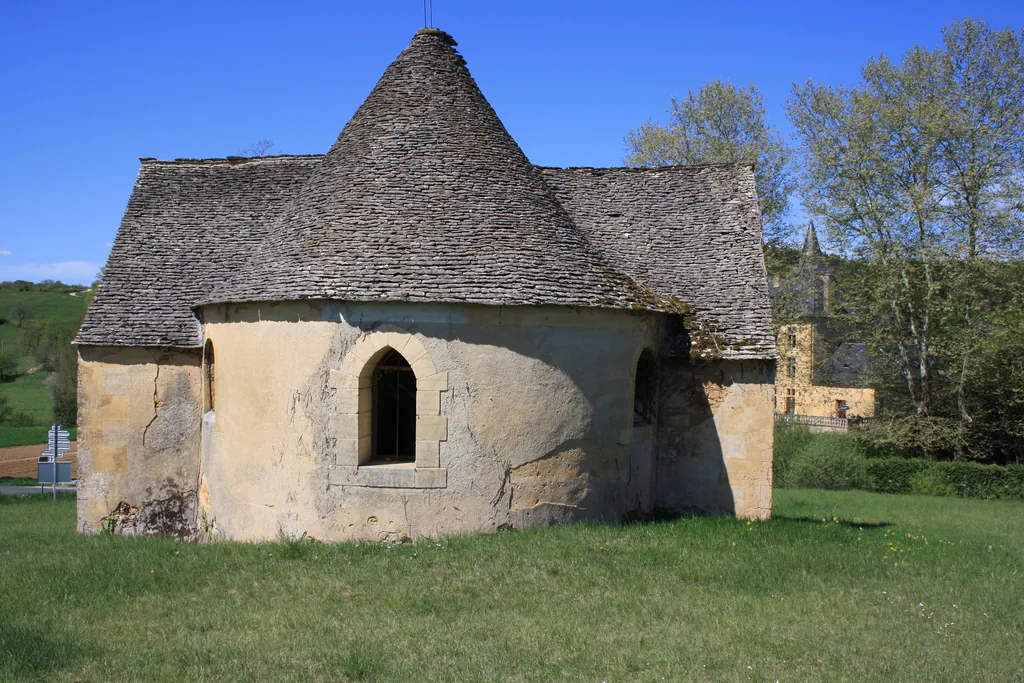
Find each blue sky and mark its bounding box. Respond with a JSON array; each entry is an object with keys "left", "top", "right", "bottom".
[{"left": 1, "top": 0, "right": 1021, "bottom": 284}]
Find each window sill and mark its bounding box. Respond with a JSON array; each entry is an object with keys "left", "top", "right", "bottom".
[{"left": 328, "top": 465, "right": 446, "bottom": 489}]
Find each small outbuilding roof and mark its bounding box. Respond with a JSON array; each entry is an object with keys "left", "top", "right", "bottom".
[{"left": 77, "top": 28, "right": 775, "bottom": 359}]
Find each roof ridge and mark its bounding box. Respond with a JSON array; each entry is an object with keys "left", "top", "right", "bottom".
[
  {"left": 140, "top": 154, "right": 324, "bottom": 166},
  {"left": 538, "top": 161, "right": 756, "bottom": 173}
]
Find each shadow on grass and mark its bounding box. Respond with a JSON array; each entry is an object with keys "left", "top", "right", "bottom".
[
  {"left": 0, "top": 621, "right": 83, "bottom": 678},
  {"left": 774, "top": 515, "right": 891, "bottom": 530}
]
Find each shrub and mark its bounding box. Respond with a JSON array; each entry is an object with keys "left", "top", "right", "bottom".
[
  {"left": 943, "top": 461, "right": 1024, "bottom": 500},
  {"left": 867, "top": 458, "right": 1024, "bottom": 500},
  {"left": 773, "top": 423, "right": 814, "bottom": 485},
  {"left": 867, "top": 458, "right": 931, "bottom": 494},
  {"left": 784, "top": 435, "right": 875, "bottom": 491},
  {"left": 908, "top": 467, "right": 955, "bottom": 497}
]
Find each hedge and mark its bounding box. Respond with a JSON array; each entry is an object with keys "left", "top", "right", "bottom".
[{"left": 867, "top": 458, "right": 1024, "bottom": 500}]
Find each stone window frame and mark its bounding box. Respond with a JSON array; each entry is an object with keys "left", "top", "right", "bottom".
[
  {"left": 785, "top": 388, "right": 796, "bottom": 415},
  {"left": 328, "top": 329, "right": 449, "bottom": 489}
]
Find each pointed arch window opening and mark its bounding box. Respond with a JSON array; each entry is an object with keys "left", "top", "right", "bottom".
[
  {"left": 203, "top": 339, "right": 216, "bottom": 413},
  {"left": 371, "top": 349, "right": 417, "bottom": 463}
]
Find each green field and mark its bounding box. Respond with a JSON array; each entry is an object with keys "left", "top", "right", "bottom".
[
  {"left": 0, "top": 427, "right": 76, "bottom": 449},
  {"left": 0, "top": 288, "right": 89, "bottom": 444},
  {"left": 0, "top": 489, "right": 1020, "bottom": 681}
]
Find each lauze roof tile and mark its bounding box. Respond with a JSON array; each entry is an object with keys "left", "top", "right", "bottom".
[{"left": 76, "top": 28, "right": 775, "bottom": 359}]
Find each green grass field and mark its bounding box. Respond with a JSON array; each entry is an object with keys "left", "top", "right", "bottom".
[
  {"left": 1, "top": 489, "right": 1021, "bottom": 681},
  {"left": 0, "top": 289, "right": 89, "bottom": 444},
  {"left": 0, "top": 427, "right": 76, "bottom": 449}
]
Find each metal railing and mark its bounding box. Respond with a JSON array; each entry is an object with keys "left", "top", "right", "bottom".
[{"left": 775, "top": 413, "right": 850, "bottom": 430}]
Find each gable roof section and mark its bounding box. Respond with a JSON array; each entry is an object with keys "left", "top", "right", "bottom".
[
  {"left": 540, "top": 164, "right": 776, "bottom": 359},
  {"left": 78, "top": 29, "right": 776, "bottom": 360},
  {"left": 203, "top": 28, "right": 650, "bottom": 313},
  {"left": 76, "top": 156, "right": 319, "bottom": 348}
]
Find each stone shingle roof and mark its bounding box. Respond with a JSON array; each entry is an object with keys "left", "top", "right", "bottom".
[
  {"left": 816, "top": 342, "right": 871, "bottom": 385},
  {"left": 540, "top": 165, "right": 776, "bottom": 358},
  {"left": 203, "top": 28, "right": 650, "bottom": 314},
  {"left": 76, "top": 156, "right": 319, "bottom": 347},
  {"left": 77, "top": 28, "right": 775, "bottom": 359}
]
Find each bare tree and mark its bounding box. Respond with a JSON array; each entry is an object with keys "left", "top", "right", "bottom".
[{"left": 239, "top": 139, "right": 276, "bottom": 157}]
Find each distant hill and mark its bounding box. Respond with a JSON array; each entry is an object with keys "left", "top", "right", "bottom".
[{"left": 0, "top": 282, "right": 92, "bottom": 442}]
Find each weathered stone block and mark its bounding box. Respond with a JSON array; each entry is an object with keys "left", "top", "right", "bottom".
[
  {"left": 415, "top": 440, "right": 440, "bottom": 468},
  {"left": 416, "top": 414, "right": 447, "bottom": 441}
]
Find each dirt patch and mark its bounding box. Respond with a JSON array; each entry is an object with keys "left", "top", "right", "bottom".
[{"left": 0, "top": 443, "right": 78, "bottom": 479}]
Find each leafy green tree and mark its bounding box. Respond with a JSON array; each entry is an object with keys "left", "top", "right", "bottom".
[
  {"left": 788, "top": 19, "right": 1024, "bottom": 461},
  {"left": 624, "top": 80, "right": 795, "bottom": 242},
  {"left": 49, "top": 342, "right": 78, "bottom": 425},
  {"left": 0, "top": 353, "right": 17, "bottom": 382},
  {"left": 9, "top": 301, "right": 32, "bottom": 327}
]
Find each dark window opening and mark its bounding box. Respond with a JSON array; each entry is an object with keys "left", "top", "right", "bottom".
[
  {"left": 633, "top": 349, "right": 658, "bottom": 426},
  {"left": 203, "top": 340, "right": 215, "bottom": 412},
  {"left": 835, "top": 399, "right": 848, "bottom": 418},
  {"left": 372, "top": 349, "right": 416, "bottom": 463},
  {"left": 785, "top": 388, "right": 796, "bottom": 415},
  {"left": 786, "top": 357, "right": 797, "bottom": 380},
  {"left": 787, "top": 327, "right": 798, "bottom": 347}
]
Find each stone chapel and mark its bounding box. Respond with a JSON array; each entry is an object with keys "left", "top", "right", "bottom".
[{"left": 74, "top": 28, "right": 777, "bottom": 541}]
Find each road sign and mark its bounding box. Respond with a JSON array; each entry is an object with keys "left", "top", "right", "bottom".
[{"left": 45, "top": 425, "right": 72, "bottom": 501}]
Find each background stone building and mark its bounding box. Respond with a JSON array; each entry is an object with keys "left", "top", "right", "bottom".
[
  {"left": 772, "top": 224, "right": 876, "bottom": 426},
  {"left": 74, "top": 28, "right": 777, "bottom": 542}
]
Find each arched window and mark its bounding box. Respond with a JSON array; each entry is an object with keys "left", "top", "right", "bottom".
[
  {"left": 371, "top": 349, "right": 416, "bottom": 462},
  {"left": 203, "top": 339, "right": 216, "bottom": 413},
  {"left": 633, "top": 349, "right": 658, "bottom": 426}
]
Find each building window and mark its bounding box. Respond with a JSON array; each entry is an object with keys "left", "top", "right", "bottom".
[
  {"left": 835, "top": 399, "right": 848, "bottom": 418},
  {"left": 633, "top": 349, "right": 658, "bottom": 426},
  {"left": 787, "top": 327, "right": 797, "bottom": 347},
  {"left": 203, "top": 339, "right": 215, "bottom": 413},
  {"left": 371, "top": 349, "right": 416, "bottom": 463},
  {"left": 786, "top": 357, "right": 797, "bottom": 380},
  {"left": 785, "top": 388, "right": 796, "bottom": 415}
]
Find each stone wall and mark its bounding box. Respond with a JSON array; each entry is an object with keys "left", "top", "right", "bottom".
[
  {"left": 775, "top": 322, "right": 875, "bottom": 419},
  {"left": 653, "top": 359, "right": 775, "bottom": 519},
  {"left": 196, "top": 301, "right": 661, "bottom": 542},
  {"left": 77, "top": 301, "right": 777, "bottom": 541},
  {"left": 77, "top": 346, "right": 202, "bottom": 536}
]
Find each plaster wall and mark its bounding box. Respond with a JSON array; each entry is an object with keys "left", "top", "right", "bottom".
[
  {"left": 76, "top": 346, "right": 202, "bottom": 536},
  {"left": 198, "top": 301, "right": 662, "bottom": 542},
  {"left": 654, "top": 359, "right": 775, "bottom": 519}
]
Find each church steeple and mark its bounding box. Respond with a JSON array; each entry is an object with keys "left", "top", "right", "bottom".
[{"left": 802, "top": 221, "right": 823, "bottom": 258}]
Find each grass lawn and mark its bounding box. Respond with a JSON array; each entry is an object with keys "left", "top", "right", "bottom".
[
  {"left": 0, "top": 426, "right": 76, "bottom": 448},
  {"left": 0, "top": 478, "right": 40, "bottom": 487},
  {"left": 1, "top": 490, "right": 1021, "bottom": 682},
  {"left": 0, "top": 369, "right": 56, "bottom": 426}
]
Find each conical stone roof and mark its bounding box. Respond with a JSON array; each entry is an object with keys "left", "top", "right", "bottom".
[{"left": 206, "top": 28, "right": 657, "bottom": 311}]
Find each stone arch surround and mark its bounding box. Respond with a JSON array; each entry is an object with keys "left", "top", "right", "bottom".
[{"left": 329, "top": 326, "right": 450, "bottom": 489}]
